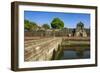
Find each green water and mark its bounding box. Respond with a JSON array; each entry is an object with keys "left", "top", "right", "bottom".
[{"left": 52, "top": 47, "right": 90, "bottom": 60}]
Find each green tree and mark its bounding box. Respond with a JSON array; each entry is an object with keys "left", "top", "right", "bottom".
[
  {"left": 51, "top": 18, "right": 64, "bottom": 29},
  {"left": 30, "top": 21, "right": 38, "bottom": 30},
  {"left": 42, "top": 24, "right": 50, "bottom": 29},
  {"left": 24, "top": 20, "right": 30, "bottom": 30},
  {"left": 24, "top": 20, "right": 38, "bottom": 31}
]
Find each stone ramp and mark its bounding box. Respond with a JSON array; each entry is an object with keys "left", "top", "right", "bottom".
[{"left": 24, "top": 37, "right": 62, "bottom": 61}]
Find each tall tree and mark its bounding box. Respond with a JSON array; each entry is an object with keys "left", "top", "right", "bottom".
[{"left": 51, "top": 18, "right": 64, "bottom": 29}]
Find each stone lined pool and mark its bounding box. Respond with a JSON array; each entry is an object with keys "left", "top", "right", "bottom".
[{"left": 62, "top": 50, "right": 90, "bottom": 59}]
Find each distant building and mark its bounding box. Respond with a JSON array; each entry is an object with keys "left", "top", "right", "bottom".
[{"left": 74, "top": 22, "right": 87, "bottom": 37}]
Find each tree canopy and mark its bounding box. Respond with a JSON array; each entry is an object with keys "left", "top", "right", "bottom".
[
  {"left": 24, "top": 20, "right": 38, "bottom": 31},
  {"left": 51, "top": 18, "right": 64, "bottom": 29},
  {"left": 42, "top": 24, "right": 50, "bottom": 29}
]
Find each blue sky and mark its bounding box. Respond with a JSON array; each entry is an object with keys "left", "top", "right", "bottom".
[{"left": 24, "top": 11, "right": 90, "bottom": 28}]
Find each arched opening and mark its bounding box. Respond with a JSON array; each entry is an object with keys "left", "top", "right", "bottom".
[{"left": 51, "top": 49, "right": 56, "bottom": 60}]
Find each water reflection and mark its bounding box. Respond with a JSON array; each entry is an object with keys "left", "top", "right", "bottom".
[
  {"left": 62, "top": 50, "right": 90, "bottom": 59},
  {"left": 83, "top": 50, "right": 90, "bottom": 58},
  {"left": 62, "top": 50, "right": 77, "bottom": 59},
  {"left": 52, "top": 47, "right": 90, "bottom": 60}
]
